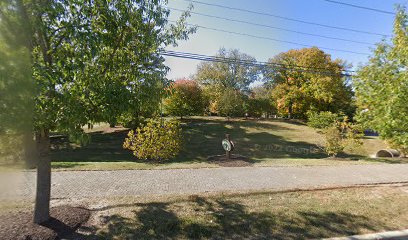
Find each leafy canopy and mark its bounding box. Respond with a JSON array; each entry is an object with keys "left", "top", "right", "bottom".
[
  {"left": 24, "top": 0, "right": 195, "bottom": 137},
  {"left": 196, "top": 48, "right": 259, "bottom": 93},
  {"left": 218, "top": 89, "right": 245, "bottom": 118},
  {"left": 307, "top": 111, "right": 340, "bottom": 129},
  {"left": 195, "top": 48, "right": 258, "bottom": 115},
  {"left": 355, "top": 6, "right": 408, "bottom": 152},
  {"left": 164, "top": 79, "right": 206, "bottom": 118},
  {"left": 264, "top": 47, "right": 354, "bottom": 119}
]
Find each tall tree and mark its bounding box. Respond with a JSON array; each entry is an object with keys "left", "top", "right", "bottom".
[
  {"left": 0, "top": 0, "right": 194, "bottom": 223},
  {"left": 355, "top": 6, "right": 408, "bottom": 153},
  {"left": 218, "top": 89, "right": 245, "bottom": 119},
  {"left": 246, "top": 86, "right": 276, "bottom": 118},
  {"left": 195, "top": 48, "right": 259, "bottom": 114},
  {"left": 164, "top": 79, "right": 205, "bottom": 118},
  {"left": 264, "top": 47, "right": 353, "bottom": 119}
]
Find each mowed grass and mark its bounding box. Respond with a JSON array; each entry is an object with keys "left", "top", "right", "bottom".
[
  {"left": 49, "top": 116, "right": 404, "bottom": 171},
  {"left": 85, "top": 185, "right": 408, "bottom": 239}
]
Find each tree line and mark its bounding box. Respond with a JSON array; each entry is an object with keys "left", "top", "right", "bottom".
[
  {"left": 164, "top": 47, "right": 355, "bottom": 120},
  {"left": 0, "top": 0, "right": 407, "bottom": 225}
]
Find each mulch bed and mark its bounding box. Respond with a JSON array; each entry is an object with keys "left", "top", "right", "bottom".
[
  {"left": 208, "top": 154, "right": 254, "bottom": 167},
  {"left": 0, "top": 205, "right": 90, "bottom": 240}
]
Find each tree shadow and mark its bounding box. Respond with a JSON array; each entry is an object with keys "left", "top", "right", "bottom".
[
  {"left": 91, "top": 197, "right": 389, "bottom": 239},
  {"left": 51, "top": 130, "right": 134, "bottom": 162},
  {"left": 175, "top": 118, "right": 330, "bottom": 163},
  {"left": 96, "top": 202, "right": 181, "bottom": 240},
  {"left": 50, "top": 118, "right": 363, "bottom": 165},
  {"left": 51, "top": 162, "right": 91, "bottom": 169}
]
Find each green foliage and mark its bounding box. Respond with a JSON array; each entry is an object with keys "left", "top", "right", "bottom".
[
  {"left": 307, "top": 111, "right": 339, "bottom": 129},
  {"left": 243, "top": 98, "right": 267, "bottom": 117},
  {"left": 324, "top": 126, "right": 344, "bottom": 157},
  {"left": 13, "top": 0, "right": 195, "bottom": 137},
  {"left": 264, "top": 47, "right": 354, "bottom": 119},
  {"left": 0, "top": 0, "right": 36, "bottom": 166},
  {"left": 164, "top": 79, "right": 206, "bottom": 118},
  {"left": 323, "top": 117, "right": 363, "bottom": 157},
  {"left": 196, "top": 48, "right": 259, "bottom": 114},
  {"left": 0, "top": 132, "right": 23, "bottom": 164},
  {"left": 196, "top": 48, "right": 259, "bottom": 92},
  {"left": 218, "top": 89, "right": 245, "bottom": 118},
  {"left": 123, "top": 119, "right": 182, "bottom": 161},
  {"left": 117, "top": 114, "right": 147, "bottom": 129},
  {"left": 355, "top": 6, "right": 408, "bottom": 153},
  {"left": 245, "top": 86, "right": 276, "bottom": 117},
  {"left": 0, "top": 0, "right": 195, "bottom": 222}
]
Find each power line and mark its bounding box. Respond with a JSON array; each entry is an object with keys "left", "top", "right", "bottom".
[
  {"left": 169, "top": 20, "right": 371, "bottom": 56},
  {"left": 164, "top": 50, "right": 356, "bottom": 73},
  {"left": 162, "top": 50, "right": 354, "bottom": 77},
  {"left": 181, "top": 0, "right": 391, "bottom": 37},
  {"left": 324, "top": 0, "right": 395, "bottom": 15},
  {"left": 163, "top": 51, "right": 353, "bottom": 77},
  {"left": 168, "top": 7, "right": 375, "bottom": 46}
]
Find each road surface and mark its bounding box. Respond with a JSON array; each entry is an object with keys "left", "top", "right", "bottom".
[{"left": 2, "top": 164, "right": 408, "bottom": 200}]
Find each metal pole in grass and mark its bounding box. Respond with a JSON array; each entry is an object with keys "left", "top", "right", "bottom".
[{"left": 222, "top": 134, "right": 234, "bottom": 159}]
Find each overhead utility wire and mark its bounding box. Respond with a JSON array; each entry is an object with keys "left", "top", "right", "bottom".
[
  {"left": 164, "top": 50, "right": 356, "bottom": 73},
  {"left": 324, "top": 0, "right": 395, "bottom": 15},
  {"left": 162, "top": 50, "right": 354, "bottom": 77},
  {"left": 181, "top": 0, "right": 391, "bottom": 37},
  {"left": 168, "top": 7, "right": 375, "bottom": 46},
  {"left": 169, "top": 20, "right": 371, "bottom": 56},
  {"left": 163, "top": 51, "right": 353, "bottom": 77}
]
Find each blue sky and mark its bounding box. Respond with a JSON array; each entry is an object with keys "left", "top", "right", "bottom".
[{"left": 164, "top": 0, "right": 407, "bottom": 80}]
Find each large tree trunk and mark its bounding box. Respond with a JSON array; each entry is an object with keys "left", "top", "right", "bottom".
[{"left": 33, "top": 129, "right": 51, "bottom": 224}]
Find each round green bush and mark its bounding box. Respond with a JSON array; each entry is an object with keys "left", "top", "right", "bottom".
[{"left": 123, "top": 119, "right": 182, "bottom": 161}]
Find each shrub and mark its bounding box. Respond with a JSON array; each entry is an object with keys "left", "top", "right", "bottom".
[
  {"left": 123, "top": 119, "right": 182, "bottom": 161},
  {"left": 164, "top": 79, "right": 206, "bottom": 119},
  {"left": 323, "top": 117, "right": 363, "bottom": 157},
  {"left": 324, "top": 125, "right": 345, "bottom": 157},
  {"left": 307, "top": 111, "right": 339, "bottom": 129}
]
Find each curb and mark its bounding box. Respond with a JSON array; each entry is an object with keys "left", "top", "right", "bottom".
[{"left": 325, "top": 229, "right": 408, "bottom": 240}]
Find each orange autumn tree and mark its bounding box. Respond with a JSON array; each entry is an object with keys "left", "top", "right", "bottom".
[
  {"left": 164, "top": 79, "right": 206, "bottom": 119},
  {"left": 264, "top": 47, "right": 354, "bottom": 119}
]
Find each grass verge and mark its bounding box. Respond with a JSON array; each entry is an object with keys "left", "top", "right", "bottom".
[
  {"left": 47, "top": 117, "right": 406, "bottom": 171},
  {"left": 75, "top": 184, "right": 408, "bottom": 239}
]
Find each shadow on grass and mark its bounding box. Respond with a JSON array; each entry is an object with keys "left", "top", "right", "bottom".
[
  {"left": 90, "top": 197, "right": 386, "bottom": 239},
  {"left": 178, "top": 118, "right": 329, "bottom": 162},
  {"left": 51, "top": 162, "right": 90, "bottom": 169},
  {"left": 50, "top": 118, "right": 363, "bottom": 165},
  {"left": 51, "top": 130, "right": 134, "bottom": 162}
]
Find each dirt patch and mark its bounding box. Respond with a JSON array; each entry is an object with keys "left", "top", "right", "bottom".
[
  {"left": 208, "top": 154, "right": 253, "bottom": 167},
  {"left": 0, "top": 205, "right": 90, "bottom": 240}
]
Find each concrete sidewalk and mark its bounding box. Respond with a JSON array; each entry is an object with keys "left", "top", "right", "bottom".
[{"left": 2, "top": 163, "right": 408, "bottom": 200}]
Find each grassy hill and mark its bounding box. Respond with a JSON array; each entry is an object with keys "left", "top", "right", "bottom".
[{"left": 50, "top": 117, "right": 400, "bottom": 170}]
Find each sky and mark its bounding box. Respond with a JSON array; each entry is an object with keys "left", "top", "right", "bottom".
[{"left": 164, "top": 0, "right": 408, "bottom": 80}]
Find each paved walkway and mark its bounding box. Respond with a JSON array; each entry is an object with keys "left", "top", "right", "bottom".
[{"left": 2, "top": 164, "right": 408, "bottom": 200}]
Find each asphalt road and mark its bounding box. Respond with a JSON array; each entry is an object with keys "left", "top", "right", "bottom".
[{"left": 2, "top": 164, "right": 408, "bottom": 200}]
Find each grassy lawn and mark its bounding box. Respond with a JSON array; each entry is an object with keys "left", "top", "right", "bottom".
[
  {"left": 48, "top": 117, "right": 406, "bottom": 171},
  {"left": 78, "top": 184, "right": 408, "bottom": 239}
]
